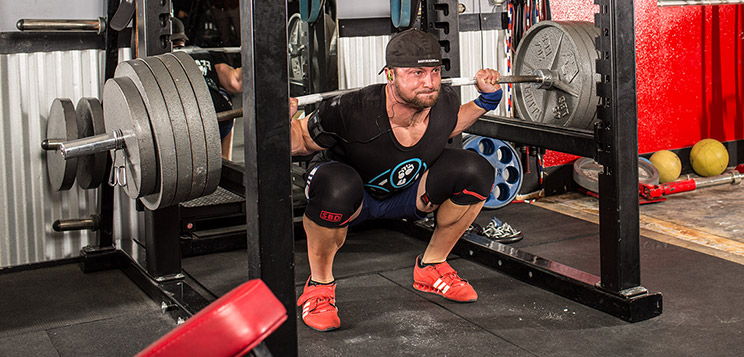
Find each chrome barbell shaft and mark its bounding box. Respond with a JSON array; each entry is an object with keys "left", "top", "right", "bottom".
[
  {"left": 215, "top": 74, "right": 547, "bottom": 122},
  {"left": 295, "top": 74, "right": 545, "bottom": 106}
]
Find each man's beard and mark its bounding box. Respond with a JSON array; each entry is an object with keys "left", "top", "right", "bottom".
[{"left": 394, "top": 83, "right": 440, "bottom": 109}]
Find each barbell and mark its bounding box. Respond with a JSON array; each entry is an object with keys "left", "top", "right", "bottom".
[
  {"left": 214, "top": 70, "right": 565, "bottom": 123},
  {"left": 43, "top": 21, "right": 600, "bottom": 210}
]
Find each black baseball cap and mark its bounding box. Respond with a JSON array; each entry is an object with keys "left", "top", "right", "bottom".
[
  {"left": 171, "top": 17, "right": 189, "bottom": 42},
  {"left": 379, "top": 28, "right": 441, "bottom": 74}
]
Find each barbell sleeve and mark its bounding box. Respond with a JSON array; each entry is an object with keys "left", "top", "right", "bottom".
[{"left": 58, "top": 131, "right": 124, "bottom": 159}]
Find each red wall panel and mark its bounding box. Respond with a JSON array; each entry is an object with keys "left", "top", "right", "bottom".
[{"left": 542, "top": 0, "right": 743, "bottom": 166}]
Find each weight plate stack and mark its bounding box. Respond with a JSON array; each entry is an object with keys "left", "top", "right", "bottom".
[
  {"left": 463, "top": 135, "right": 523, "bottom": 209},
  {"left": 141, "top": 57, "right": 195, "bottom": 205},
  {"left": 172, "top": 51, "right": 222, "bottom": 197},
  {"left": 46, "top": 98, "right": 79, "bottom": 191},
  {"left": 75, "top": 97, "right": 108, "bottom": 189},
  {"left": 115, "top": 59, "right": 178, "bottom": 210},
  {"left": 157, "top": 54, "right": 209, "bottom": 200},
  {"left": 513, "top": 21, "right": 600, "bottom": 130},
  {"left": 102, "top": 77, "right": 157, "bottom": 199}
]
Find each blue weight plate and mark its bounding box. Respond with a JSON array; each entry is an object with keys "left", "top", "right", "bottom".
[{"left": 463, "top": 135, "right": 523, "bottom": 209}]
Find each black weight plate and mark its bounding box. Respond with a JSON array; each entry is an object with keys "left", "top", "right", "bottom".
[
  {"left": 75, "top": 97, "right": 108, "bottom": 189},
  {"left": 102, "top": 77, "right": 157, "bottom": 200},
  {"left": 171, "top": 51, "right": 222, "bottom": 197},
  {"left": 46, "top": 98, "right": 78, "bottom": 191},
  {"left": 141, "top": 57, "right": 195, "bottom": 206},
  {"left": 115, "top": 59, "right": 177, "bottom": 209},
  {"left": 157, "top": 54, "right": 208, "bottom": 200}
]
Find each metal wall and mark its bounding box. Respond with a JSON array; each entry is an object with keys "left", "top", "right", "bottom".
[
  {"left": 0, "top": 49, "right": 103, "bottom": 268},
  {"left": 338, "top": 30, "right": 509, "bottom": 116}
]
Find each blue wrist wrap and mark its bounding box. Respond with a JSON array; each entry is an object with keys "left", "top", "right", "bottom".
[{"left": 473, "top": 89, "right": 503, "bottom": 111}]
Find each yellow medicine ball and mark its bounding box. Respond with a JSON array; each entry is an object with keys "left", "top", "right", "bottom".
[
  {"left": 690, "top": 139, "right": 728, "bottom": 177},
  {"left": 649, "top": 150, "right": 682, "bottom": 183}
]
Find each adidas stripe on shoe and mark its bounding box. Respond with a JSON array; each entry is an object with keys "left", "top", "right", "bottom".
[{"left": 413, "top": 256, "right": 478, "bottom": 302}]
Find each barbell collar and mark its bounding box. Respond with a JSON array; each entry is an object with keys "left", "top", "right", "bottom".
[{"left": 60, "top": 131, "right": 125, "bottom": 160}]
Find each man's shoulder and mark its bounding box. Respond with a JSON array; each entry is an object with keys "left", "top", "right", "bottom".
[
  {"left": 337, "top": 83, "right": 385, "bottom": 108},
  {"left": 437, "top": 84, "right": 461, "bottom": 109},
  {"left": 440, "top": 84, "right": 459, "bottom": 100}
]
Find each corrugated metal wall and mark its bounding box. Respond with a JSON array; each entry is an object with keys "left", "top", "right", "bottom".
[
  {"left": 459, "top": 30, "right": 509, "bottom": 116},
  {"left": 338, "top": 30, "right": 509, "bottom": 116},
  {"left": 0, "top": 50, "right": 103, "bottom": 268}
]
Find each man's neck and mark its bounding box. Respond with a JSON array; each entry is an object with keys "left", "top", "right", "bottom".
[{"left": 385, "top": 83, "right": 431, "bottom": 128}]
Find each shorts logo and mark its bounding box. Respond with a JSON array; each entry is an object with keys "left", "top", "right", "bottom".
[
  {"left": 366, "top": 158, "right": 427, "bottom": 193},
  {"left": 320, "top": 210, "right": 342, "bottom": 222}
]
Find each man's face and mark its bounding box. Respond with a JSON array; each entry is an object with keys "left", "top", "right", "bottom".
[{"left": 391, "top": 66, "right": 441, "bottom": 109}]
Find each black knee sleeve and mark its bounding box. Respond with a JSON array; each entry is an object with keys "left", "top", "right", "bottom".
[
  {"left": 304, "top": 162, "right": 364, "bottom": 228},
  {"left": 423, "top": 148, "right": 495, "bottom": 205}
]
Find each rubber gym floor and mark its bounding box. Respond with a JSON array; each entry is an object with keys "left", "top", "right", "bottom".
[{"left": 1, "top": 180, "right": 743, "bottom": 356}]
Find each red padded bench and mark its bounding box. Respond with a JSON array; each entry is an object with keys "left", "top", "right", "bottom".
[{"left": 137, "top": 279, "right": 287, "bottom": 357}]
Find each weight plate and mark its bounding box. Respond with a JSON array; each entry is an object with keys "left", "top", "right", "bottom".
[
  {"left": 158, "top": 54, "right": 208, "bottom": 200},
  {"left": 566, "top": 21, "right": 601, "bottom": 126},
  {"left": 141, "top": 57, "right": 195, "bottom": 205},
  {"left": 102, "top": 77, "right": 157, "bottom": 199},
  {"left": 115, "top": 60, "right": 177, "bottom": 209},
  {"left": 572, "top": 157, "right": 660, "bottom": 193},
  {"left": 463, "top": 135, "right": 523, "bottom": 209},
  {"left": 172, "top": 51, "right": 222, "bottom": 196},
  {"left": 288, "top": 13, "right": 308, "bottom": 82},
  {"left": 75, "top": 97, "right": 108, "bottom": 189},
  {"left": 513, "top": 21, "right": 599, "bottom": 130},
  {"left": 46, "top": 98, "right": 79, "bottom": 191}
]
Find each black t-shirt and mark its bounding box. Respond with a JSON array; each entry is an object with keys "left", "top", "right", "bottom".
[
  {"left": 183, "top": 47, "right": 232, "bottom": 112},
  {"left": 312, "top": 83, "right": 460, "bottom": 199}
]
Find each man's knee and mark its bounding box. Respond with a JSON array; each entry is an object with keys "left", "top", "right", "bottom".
[
  {"left": 304, "top": 162, "right": 364, "bottom": 228},
  {"left": 423, "top": 149, "right": 494, "bottom": 206}
]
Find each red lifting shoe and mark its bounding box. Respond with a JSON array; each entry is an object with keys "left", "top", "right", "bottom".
[
  {"left": 413, "top": 256, "right": 478, "bottom": 303},
  {"left": 297, "top": 277, "right": 341, "bottom": 332}
]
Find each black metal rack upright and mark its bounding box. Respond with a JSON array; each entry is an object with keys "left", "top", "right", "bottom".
[{"left": 239, "top": 1, "right": 297, "bottom": 355}]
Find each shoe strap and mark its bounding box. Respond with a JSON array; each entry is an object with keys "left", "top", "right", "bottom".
[
  {"left": 297, "top": 284, "right": 336, "bottom": 307},
  {"left": 432, "top": 262, "right": 468, "bottom": 287}
]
